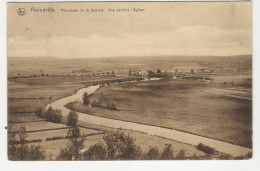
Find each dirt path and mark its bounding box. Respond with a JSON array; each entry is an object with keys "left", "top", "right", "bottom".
[{"left": 46, "top": 83, "right": 252, "bottom": 157}]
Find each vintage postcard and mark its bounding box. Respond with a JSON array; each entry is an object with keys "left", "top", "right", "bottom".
[{"left": 7, "top": 1, "right": 252, "bottom": 161}]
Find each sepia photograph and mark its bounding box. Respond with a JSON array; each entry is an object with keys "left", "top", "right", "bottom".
[{"left": 6, "top": 1, "right": 252, "bottom": 161}]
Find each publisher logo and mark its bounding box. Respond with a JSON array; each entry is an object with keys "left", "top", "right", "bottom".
[{"left": 17, "top": 8, "right": 26, "bottom": 16}]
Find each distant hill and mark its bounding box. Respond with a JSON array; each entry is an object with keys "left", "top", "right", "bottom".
[{"left": 8, "top": 55, "right": 252, "bottom": 77}]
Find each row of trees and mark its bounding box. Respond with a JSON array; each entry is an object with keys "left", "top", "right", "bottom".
[
  {"left": 83, "top": 92, "right": 117, "bottom": 111},
  {"left": 36, "top": 106, "right": 79, "bottom": 127},
  {"left": 35, "top": 106, "right": 62, "bottom": 123}
]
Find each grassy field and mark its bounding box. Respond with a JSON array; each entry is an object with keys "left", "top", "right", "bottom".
[
  {"left": 68, "top": 78, "right": 252, "bottom": 148},
  {"left": 7, "top": 75, "right": 122, "bottom": 123}
]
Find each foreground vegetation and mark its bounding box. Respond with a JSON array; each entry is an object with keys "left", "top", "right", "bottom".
[
  {"left": 8, "top": 111, "right": 252, "bottom": 160},
  {"left": 8, "top": 125, "right": 45, "bottom": 160}
]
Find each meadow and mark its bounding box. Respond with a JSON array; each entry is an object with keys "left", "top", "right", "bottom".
[{"left": 67, "top": 78, "right": 252, "bottom": 148}]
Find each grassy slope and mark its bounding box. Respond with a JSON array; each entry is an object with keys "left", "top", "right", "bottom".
[{"left": 67, "top": 79, "right": 252, "bottom": 148}]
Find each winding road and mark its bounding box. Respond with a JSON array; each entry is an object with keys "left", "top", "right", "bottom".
[{"left": 46, "top": 82, "right": 252, "bottom": 157}]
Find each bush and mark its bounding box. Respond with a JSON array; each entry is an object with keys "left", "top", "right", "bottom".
[
  {"left": 46, "top": 136, "right": 65, "bottom": 141},
  {"left": 234, "top": 152, "right": 252, "bottom": 160},
  {"left": 176, "top": 149, "right": 185, "bottom": 159},
  {"left": 161, "top": 144, "right": 174, "bottom": 160},
  {"left": 144, "top": 147, "right": 160, "bottom": 160},
  {"left": 56, "top": 148, "right": 73, "bottom": 161},
  {"left": 67, "top": 111, "right": 78, "bottom": 126},
  {"left": 11, "top": 139, "right": 42, "bottom": 144},
  {"left": 35, "top": 107, "right": 46, "bottom": 118},
  {"left": 91, "top": 100, "right": 97, "bottom": 107},
  {"left": 83, "top": 92, "right": 90, "bottom": 105},
  {"left": 110, "top": 103, "right": 117, "bottom": 111},
  {"left": 197, "top": 143, "right": 215, "bottom": 155},
  {"left": 18, "top": 125, "right": 27, "bottom": 144},
  {"left": 83, "top": 142, "right": 107, "bottom": 160}
]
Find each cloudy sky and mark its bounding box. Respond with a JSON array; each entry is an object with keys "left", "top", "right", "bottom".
[{"left": 8, "top": 2, "right": 252, "bottom": 58}]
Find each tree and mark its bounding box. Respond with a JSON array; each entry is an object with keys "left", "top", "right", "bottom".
[
  {"left": 45, "top": 106, "right": 54, "bottom": 121},
  {"left": 161, "top": 144, "right": 174, "bottom": 160},
  {"left": 83, "top": 142, "right": 107, "bottom": 160},
  {"left": 83, "top": 92, "right": 90, "bottom": 105},
  {"left": 128, "top": 68, "right": 132, "bottom": 76},
  {"left": 8, "top": 125, "right": 45, "bottom": 161},
  {"left": 144, "top": 147, "right": 160, "bottom": 160},
  {"left": 67, "top": 111, "right": 78, "bottom": 126},
  {"left": 45, "top": 107, "right": 62, "bottom": 123},
  {"left": 52, "top": 109, "right": 62, "bottom": 123},
  {"left": 35, "top": 107, "right": 46, "bottom": 118},
  {"left": 18, "top": 125, "right": 27, "bottom": 144},
  {"left": 57, "top": 126, "right": 86, "bottom": 160},
  {"left": 103, "top": 130, "right": 142, "bottom": 160}
]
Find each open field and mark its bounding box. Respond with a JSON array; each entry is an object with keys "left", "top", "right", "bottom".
[
  {"left": 9, "top": 121, "right": 69, "bottom": 132},
  {"left": 67, "top": 78, "right": 252, "bottom": 148},
  {"left": 9, "top": 121, "right": 101, "bottom": 141},
  {"left": 8, "top": 75, "right": 123, "bottom": 123}
]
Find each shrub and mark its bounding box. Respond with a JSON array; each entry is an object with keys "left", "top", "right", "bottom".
[
  {"left": 83, "top": 142, "right": 107, "bottom": 160},
  {"left": 144, "top": 147, "right": 161, "bottom": 160},
  {"left": 197, "top": 143, "right": 215, "bottom": 155},
  {"left": 28, "top": 145, "right": 46, "bottom": 161},
  {"left": 18, "top": 125, "right": 27, "bottom": 144},
  {"left": 96, "top": 101, "right": 101, "bottom": 107},
  {"left": 67, "top": 111, "right": 78, "bottom": 126},
  {"left": 191, "top": 153, "right": 200, "bottom": 160},
  {"left": 35, "top": 107, "right": 46, "bottom": 118},
  {"left": 176, "top": 149, "right": 186, "bottom": 160},
  {"left": 56, "top": 148, "right": 73, "bottom": 161},
  {"left": 110, "top": 103, "right": 117, "bottom": 111},
  {"left": 161, "top": 144, "right": 174, "bottom": 160},
  {"left": 83, "top": 92, "right": 90, "bottom": 105},
  {"left": 91, "top": 100, "right": 97, "bottom": 107},
  {"left": 234, "top": 152, "right": 252, "bottom": 160},
  {"left": 46, "top": 136, "right": 65, "bottom": 141},
  {"left": 106, "top": 103, "right": 111, "bottom": 109}
]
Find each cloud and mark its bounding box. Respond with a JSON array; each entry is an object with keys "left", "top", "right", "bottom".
[{"left": 8, "top": 25, "right": 251, "bottom": 58}]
